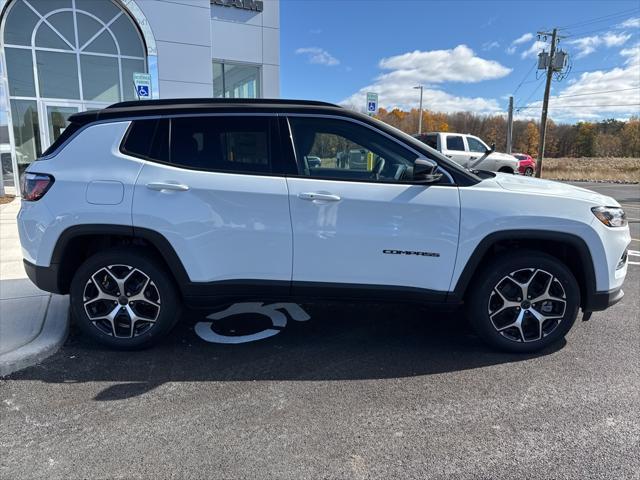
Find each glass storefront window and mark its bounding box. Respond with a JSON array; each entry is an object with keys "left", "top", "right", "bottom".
[
  {"left": 212, "top": 61, "right": 261, "bottom": 99},
  {"left": 10, "top": 100, "right": 41, "bottom": 175},
  {"left": 80, "top": 55, "right": 120, "bottom": 102},
  {"left": 5, "top": 48, "right": 35, "bottom": 97},
  {"left": 36, "top": 51, "right": 81, "bottom": 99}
]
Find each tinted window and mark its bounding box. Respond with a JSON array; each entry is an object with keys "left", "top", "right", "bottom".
[
  {"left": 122, "top": 119, "right": 156, "bottom": 158},
  {"left": 467, "top": 137, "right": 487, "bottom": 153},
  {"left": 40, "top": 121, "right": 82, "bottom": 157},
  {"left": 423, "top": 134, "right": 437, "bottom": 149},
  {"left": 446, "top": 135, "right": 465, "bottom": 151},
  {"left": 289, "top": 116, "right": 415, "bottom": 183},
  {"left": 169, "top": 116, "right": 271, "bottom": 173}
]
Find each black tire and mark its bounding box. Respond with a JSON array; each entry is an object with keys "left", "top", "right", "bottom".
[
  {"left": 524, "top": 167, "right": 534, "bottom": 176},
  {"left": 498, "top": 167, "right": 515, "bottom": 174},
  {"left": 70, "top": 247, "right": 181, "bottom": 350},
  {"left": 467, "top": 250, "right": 580, "bottom": 353}
]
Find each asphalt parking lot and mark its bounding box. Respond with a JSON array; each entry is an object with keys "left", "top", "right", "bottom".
[{"left": 1, "top": 183, "right": 639, "bottom": 479}]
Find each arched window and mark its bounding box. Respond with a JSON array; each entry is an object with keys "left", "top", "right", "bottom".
[
  {"left": 1, "top": 0, "right": 149, "bottom": 186},
  {"left": 3, "top": 0, "right": 146, "bottom": 103}
]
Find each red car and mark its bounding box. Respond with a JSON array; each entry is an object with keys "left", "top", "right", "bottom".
[{"left": 514, "top": 153, "right": 536, "bottom": 176}]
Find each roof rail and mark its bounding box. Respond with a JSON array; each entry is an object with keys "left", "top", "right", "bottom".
[{"left": 107, "top": 98, "right": 341, "bottom": 109}]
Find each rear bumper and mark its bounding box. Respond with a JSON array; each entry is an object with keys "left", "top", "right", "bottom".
[
  {"left": 23, "top": 259, "right": 64, "bottom": 294},
  {"left": 583, "top": 287, "right": 624, "bottom": 312}
]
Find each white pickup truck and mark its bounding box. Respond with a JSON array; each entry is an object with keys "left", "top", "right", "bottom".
[{"left": 416, "top": 132, "right": 520, "bottom": 173}]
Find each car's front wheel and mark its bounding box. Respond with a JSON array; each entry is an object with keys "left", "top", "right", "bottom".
[
  {"left": 467, "top": 251, "right": 580, "bottom": 353},
  {"left": 524, "top": 167, "right": 534, "bottom": 176},
  {"left": 70, "top": 247, "right": 181, "bottom": 349}
]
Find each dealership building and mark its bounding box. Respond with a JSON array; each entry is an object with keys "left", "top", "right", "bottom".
[{"left": 0, "top": 0, "right": 280, "bottom": 193}]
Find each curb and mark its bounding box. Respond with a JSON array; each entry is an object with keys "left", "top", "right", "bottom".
[{"left": 0, "top": 295, "right": 69, "bottom": 377}]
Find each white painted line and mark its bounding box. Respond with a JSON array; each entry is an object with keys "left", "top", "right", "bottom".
[
  {"left": 628, "top": 261, "right": 640, "bottom": 266},
  {"left": 630, "top": 238, "right": 640, "bottom": 243},
  {"left": 628, "top": 250, "right": 640, "bottom": 256}
]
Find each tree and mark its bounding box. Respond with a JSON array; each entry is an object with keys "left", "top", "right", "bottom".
[
  {"left": 621, "top": 117, "right": 640, "bottom": 157},
  {"left": 574, "top": 122, "right": 597, "bottom": 157}
]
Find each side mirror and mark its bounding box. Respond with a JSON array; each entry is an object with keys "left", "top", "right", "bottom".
[
  {"left": 413, "top": 158, "right": 443, "bottom": 184},
  {"left": 486, "top": 143, "right": 496, "bottom": 154}
]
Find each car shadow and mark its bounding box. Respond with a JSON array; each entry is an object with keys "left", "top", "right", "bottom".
[{"left": 5, "top": 302, "right": 565, "bottom": 400}]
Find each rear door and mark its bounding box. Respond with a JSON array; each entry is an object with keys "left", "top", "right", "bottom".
[
  {"left": 129, "top": 115, "right": 292, "bottom": 289},
  {"left": 284, "top": 115, "right": 460, "bottom": 296}
]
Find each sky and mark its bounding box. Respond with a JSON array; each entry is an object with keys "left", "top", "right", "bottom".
[{"left": 280, "top": 0, "right": 640, "bottom": 123}]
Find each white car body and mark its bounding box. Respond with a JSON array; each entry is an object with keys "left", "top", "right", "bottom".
[
  {"left": 17, "top": 99, "right": 630, "bottom": 350},
  {"left": 420, "top": 132, "right": 520, "bottom": 173}
]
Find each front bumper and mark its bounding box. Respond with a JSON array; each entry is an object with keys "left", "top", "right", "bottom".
[{"left": 583, "top": 287, "right": 624, "bottom": 312}]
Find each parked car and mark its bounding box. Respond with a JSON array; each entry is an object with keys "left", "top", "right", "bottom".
[
  {"left": 514, "top": 153, "right": 536, "bottom": 176},
  {"left": 336, "top": 149, "right": 368, "bottom": 170},
  {"left": 306, "top": 155, "right": 322, "bottom": 168},
  {"left": 416, "top": 132, "right": 520, "bottom": 173},
  {"left": 19, "top": 99, "right": 629, "bottom": 353}
]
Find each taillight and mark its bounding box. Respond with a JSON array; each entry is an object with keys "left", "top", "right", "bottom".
[{"left": 21, "top": 172, "right": 54, "bottom": 201}]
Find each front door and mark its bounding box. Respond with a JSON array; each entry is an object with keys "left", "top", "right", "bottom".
[{"left": 285, "top": 116, "right": 461, "bottom": 295}]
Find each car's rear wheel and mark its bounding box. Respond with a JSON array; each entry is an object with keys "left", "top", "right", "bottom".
[
  {"left": 70, "top": 247, "right": 181, "bottom": 349},
  {"left": 524, "top": 167, "right": 534, "bottom": 176},
  {"left": 467, "top": 251, "right": 580, "bottom": 353}
]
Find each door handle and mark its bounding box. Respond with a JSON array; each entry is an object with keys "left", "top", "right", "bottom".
[
  {"left": 298, "top": 192, "right": 341, "bottom": 202},
  {"left": 146, "top": 182, "right": 190, "bottom": 192}
]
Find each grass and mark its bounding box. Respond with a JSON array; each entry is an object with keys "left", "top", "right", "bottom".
[{"left": 541, "top": 157, "right": 640, "bottom": 183}]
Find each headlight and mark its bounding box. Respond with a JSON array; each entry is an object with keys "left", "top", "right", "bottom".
[{"left": 591, "top": 206, "right": 627, "bottom": 227}]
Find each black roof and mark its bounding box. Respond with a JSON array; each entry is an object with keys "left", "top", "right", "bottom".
[{"left": 69, "top": 98, "right": 343, "bottom": 125}]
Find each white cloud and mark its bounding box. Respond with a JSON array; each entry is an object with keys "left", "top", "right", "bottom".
[
  {"left": 619, "top": 17, "right": 640, "bottom": 29},
  {"left": 341, "top": 45, "right": 511, "bottom": 114},
  {"left": 568, "top": 32, "right": 632, "bottom": 58},
  {"left": 482, "top": 40, "right": 500, "bottom": 51},
  {"left": 512, "top": 32, "right": 534, "bottom": 45},
  {"left": 295, "top": 47, "right": 339, "bottom": 66},
  {"left": 521, "top": 40, "right": 547, "bottom": 59},
  {"left": 516, "top": 44, "right": 640, "bottom": 121},
  {"left": 507, "top": 33, "right": 534, "bottom": 55}
]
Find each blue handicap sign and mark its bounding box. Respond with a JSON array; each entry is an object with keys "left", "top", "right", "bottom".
[
  {"left": 368, "top": 101, "right": 376, "bottom": 112},
  {"left": 136, "top": 85, "right": 149, "bottom": 97}
]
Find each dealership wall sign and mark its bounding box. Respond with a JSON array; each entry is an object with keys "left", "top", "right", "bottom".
[
  {"left": 211, "top": 0, "right": 264, "bottom": 12},
  {"left": 194, "top": 302, "right": 310, "bottom": 344}
]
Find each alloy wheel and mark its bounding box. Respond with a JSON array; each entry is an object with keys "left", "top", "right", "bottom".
[
  {"left": 83, "top": 264, "right": 161, "bottom": 338},
  {"left": 488, "top": 268, "right": 567, "bottom": 343}
]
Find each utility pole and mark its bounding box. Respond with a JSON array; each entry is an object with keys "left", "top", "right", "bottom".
[
  {"left": 414, "top": 85, "right": 424, "bottom": 135},
  {"left": 535, "top": 28, "right": 558, "bottom": 178},
  {"left": 506, "top": 95, "right": 514, "bottom": 154}
]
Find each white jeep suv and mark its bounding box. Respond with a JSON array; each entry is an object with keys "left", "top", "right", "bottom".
[{"left": 18, "top": 99, "right": 630, "bottom": 352}]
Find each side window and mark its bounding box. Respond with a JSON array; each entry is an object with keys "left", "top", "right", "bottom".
[
  {"left": 467, "top": 137, "right": 488, "bottom": 153},
  {"left": 121, "top": 119, "right": 169, "bottom": 162},
  {"left": 445, "top": 135, "right": 465, "bottom": 151},
  {"left": 288, "top": 116, "right": 415, "bottom": 182},
  {"left": 169, "top": 116, "right": 271, "bottom": 173},
  {"left": 423, "top": 134, "right": 438, "bottom": 149}
]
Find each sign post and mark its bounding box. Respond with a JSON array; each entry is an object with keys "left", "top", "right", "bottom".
[
  {"left": 133, "top": 72, "right": 152, "bottom": 100},
  {"left": 366, "top": 92, "right": 378, "bottom": 116}
]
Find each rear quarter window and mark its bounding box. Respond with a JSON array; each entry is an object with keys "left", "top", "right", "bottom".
[
  {"left": 40, "top": 122, "right": 83, "bottom": 158},
  {"left": 121, "top": 119, "right": 169, "bottom": 162}
]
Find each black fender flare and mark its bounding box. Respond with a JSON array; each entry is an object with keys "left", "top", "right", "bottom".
[{"left": 448, "top": 230, "right": 598, "bottom": 308}]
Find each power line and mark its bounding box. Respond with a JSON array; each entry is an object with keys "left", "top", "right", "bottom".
[
  {"left": 553, "top": 86, "right": 640, "bottom": 99},
  {"left": 517, "top": 103, "right": 640, "bottom": 109},
  {"left": 558, "top": 7, "right": 639, "bottom": 30},
  {"left": 515, "top": 79, "right": 545, "bottom": 110},
  {"left": 513, "top": 61, "right": 537, "bottom": 96}
]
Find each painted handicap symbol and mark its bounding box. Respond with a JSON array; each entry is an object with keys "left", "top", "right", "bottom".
[{"left": 194, "top": 302, "right": 310, "bottom": 344}]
